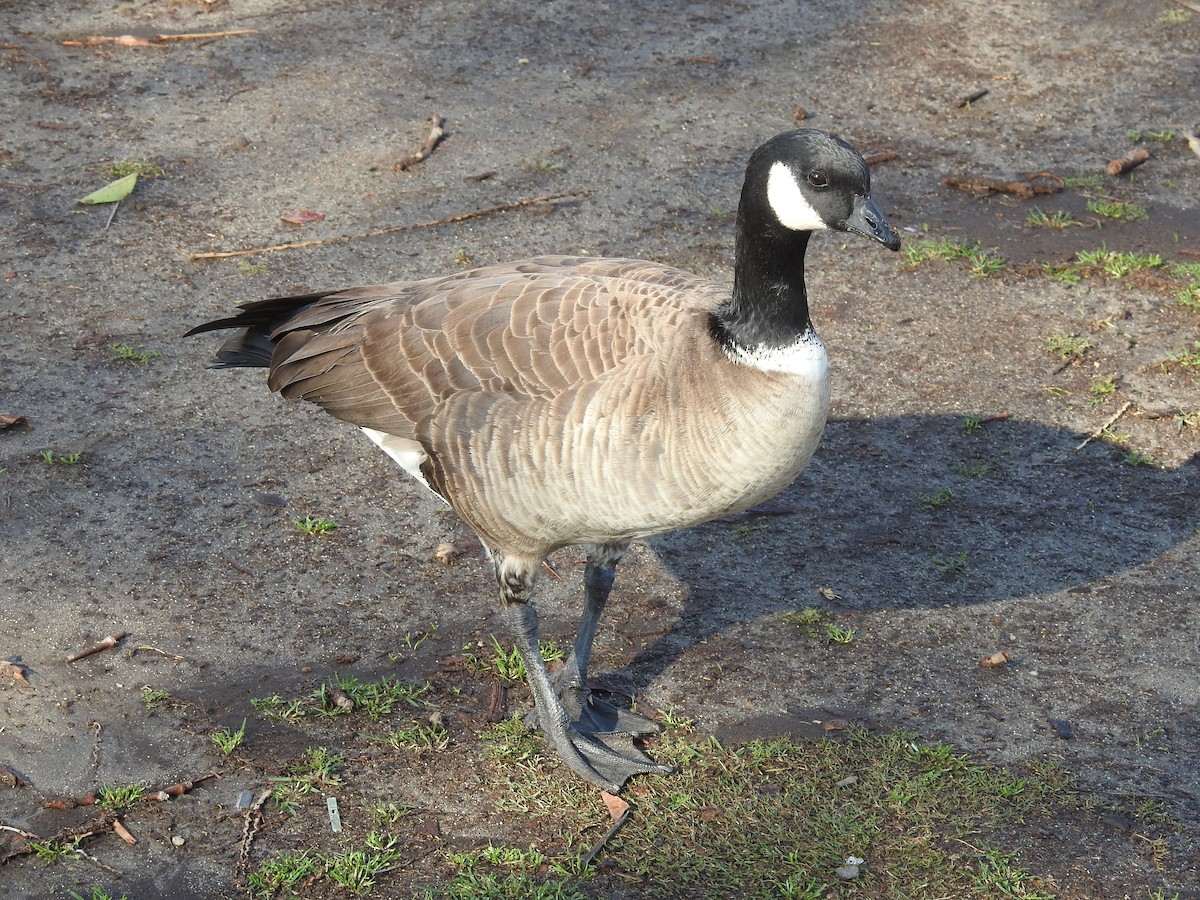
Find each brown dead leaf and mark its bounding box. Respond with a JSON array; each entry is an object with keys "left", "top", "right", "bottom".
[
  {"left": 600, "top": 790, "right": 630, "bottom": 822},
  {"left": 0, "top": 661, "right": 30, "bottom": 684},
  {"left": 112, "top": 818, "right": 137, "bottom": 845},
  {"left": 822, "top": 719, "right": 849, "bottom": 732},
  {"left": 1, "top": 413, "right": 30, "bottom": 430},
  {"left": 818, "top": 586, "right": 843, "bottom": 602},
  {"left": 980, "top": 651, "right": 1013, "bottom": 668},
  {"left": 279, "top": 209, "right": 325, "bottom": 226},
  {"left": 432, "top": 541, "right": 464, "bottom": 565}
]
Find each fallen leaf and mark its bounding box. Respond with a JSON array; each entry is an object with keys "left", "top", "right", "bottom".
[
  {"left": 112, "top": 818, "right": 137, "bottom": 845},
  {"left": 822, "top": 719, "right": 848, "bottom": 732},
  {"left": 600, "top": 790, "right": 630, "bottom": 822},
  {"left": 279, "top": 209, "right": 325, "bottom": 225},
  {"left": 432, "top": 541, "right": 463, "bottom": 565},
  {"left": 77, "top": 173, "right": 137, "bottom": 205},
  {"left": 818, "top": 586, "right": 842, "bottom": 602},
  {"left": 980, "top": 651, "right": 1013, "bottom": 668},
  {"left": 0, "top": 414, "right": 29, "bottom": 431},
  {"left": 0, "top": 661, "right": 30, "bottom": 684}
]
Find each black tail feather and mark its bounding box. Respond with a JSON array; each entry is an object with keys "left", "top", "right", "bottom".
[{"left": 186, "top": 290, "right": 340, "bottom": 369}]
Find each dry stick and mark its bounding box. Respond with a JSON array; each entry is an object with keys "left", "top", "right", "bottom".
[
  {"left": 1106, "top": 148, "right": 1150, "bottom": 176},
  {"left": 62, "top": 29, "right": 256, "bottom": 47},
  {"left": 66, "top": 631, "right": 127, "bottom": 663},
  {"left": 394, "top": 116, "right": 447, "bottom": 171},
  {"left": 132, "top": 645, "right": 186, "bottom": 661},
  {"left": 1074, "top": 401, "right": 1133, "bottom": 453},
  {"left": 957, "top": 88, "right": 989, "bottom": 107},
  {"left": 189, "top": 190, "right": 592, "bottom": 261},
  {"left": 0, "top": 813, "right": 120, "bottom": 873},
  {"left": 579, "top": 807, "right": 632, "bottom": 867},
  {"left": 943, "top": 173, "right": 1063, "bottom": 199},
  {"left": 1169, "top": 0, "right": 1200, "bottom": 12},
  {"left": 237, "top": 787, "right": 274, "bottom": 876},
  {"left": 88, "top": 721, "right": 102, "bottom": 777}
]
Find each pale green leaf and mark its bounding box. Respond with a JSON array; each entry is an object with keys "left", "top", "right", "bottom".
[{"left": 77, "top": 173, "right": 138, "bottom": 205}]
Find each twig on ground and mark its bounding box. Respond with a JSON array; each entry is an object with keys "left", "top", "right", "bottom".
[
  {"left": 149, "top": 772, "right": 220, "bottom": 801},
  {"left": 485, "top": 681, "right": 507, "bottom": 723},
  {"left": 1075, "top": 401, "right": 1133, "bottom": 453},
  {"left": 62, "top": 30, "right": 256, "bottom": 47},
  {"left": 1169, "top": 0, "right": 1200, "bottom": 13},
  {"left": 957, "top": 88, "right": 989, "bottom": 107},
  {"left": 42, "top": 792, "right": 98, "bottom": 810},
  {"left": 943, "top": 172, "right": 1063, "bottom": 199},
  {"left": 237, "top": 787, "right": 273, "bottom": 876},
  {"left": 1106, "top": 148, "right": 1150, "bottom": 176},
  {"left": 87, "top": 720, "right": 102, "bottom": 777},
  {"left": 189, "top": 190, "right": 592, "bottom": 260},
  {"left": 579, "top": 799, "right": 631, "bottom": 867},
  {"left": 864, "top": 150, "right": 898, "bottom": 166},
  {"left": 394, "top": 116, "right": 447, "bottom": 171},
  {"left": 66, "top": 631, "right": 127, "bottom": 663},
  {"left": 0, "top": 813, "right": 119, "bottom": 873},
  {"left": 131, "top": 645, "right": 186, "bottom": 661}
]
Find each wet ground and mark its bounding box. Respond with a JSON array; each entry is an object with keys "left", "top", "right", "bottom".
[{"left": 2, "top": 0, "right": 1199, "bottom": 896}]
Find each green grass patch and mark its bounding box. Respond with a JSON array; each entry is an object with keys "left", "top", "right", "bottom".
[
  {"left": 294, "top": 515, "right": 338, "bottom": 536},
  {"left": 1165, "top": 341, "right": 1200, "bottom": 370},
  {"left": 96, "top": 784, "right": 144, "bottom": 813},
  {"left": 108, "top": 342, "right": 162, "bottom": 364},
  {"left": 464, "top": 636, "right": 565, "bottom": 681},
  {"left": 104, "top": 159, "right": 162, "bottom": 179},
  {"left": 1026, "top": 208, "right": 1075, "bottom": 229},
  {"left": 903, "top": 237, "right": 1004, "bottom": 278},
  {"left": 1045, "top": 334, "right": 1094, "bottom": 362},
  {"left": 531, "top": 728, "right": 1071, "bottom": 898},
  {"left": 1086, "top": 198, "right": 1148, "bottom": 221},
  {"left": 212, "top": 718, "right": 247, "bottom": 755}
]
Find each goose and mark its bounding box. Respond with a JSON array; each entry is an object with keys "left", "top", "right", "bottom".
[{"left": 187, "top": 129, "right": 900, "bottom": 793}]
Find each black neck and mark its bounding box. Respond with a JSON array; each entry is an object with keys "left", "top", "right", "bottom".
[{"left": 711, "top": 214, "right": 813, "bottom": 351}]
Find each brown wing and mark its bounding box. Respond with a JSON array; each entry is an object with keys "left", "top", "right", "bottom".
[{"left": 259, "top": 255, "right": 719, "bottom": 438}]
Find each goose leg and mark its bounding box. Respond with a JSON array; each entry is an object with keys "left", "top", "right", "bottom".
[
  {"left": 547, "top": 549, "right": 663, "bottom": 737},
  {"left": 494, "top": 553, "right": 671, "bottom": 792}
]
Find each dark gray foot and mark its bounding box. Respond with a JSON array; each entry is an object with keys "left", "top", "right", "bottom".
[
  {"left": 546, "top": 723, "right": 674, "bottom": 793},
  {"left": 524, "top": 671, "right": 662, "bottom": 737}
]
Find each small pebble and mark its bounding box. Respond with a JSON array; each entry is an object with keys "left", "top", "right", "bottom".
[
  {"left": 171, "top": 835, "right": 185, "bottom": 847},
  {"left": 836, "top": 863, "right": 860, "bottom": 880},
  {"left": 235, "top": 790, "right": 255, "bottom": 810}
]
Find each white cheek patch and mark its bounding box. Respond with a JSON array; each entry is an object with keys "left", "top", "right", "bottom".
[{"left": 766, "top": 161, "right": 827, "bottom": 232}]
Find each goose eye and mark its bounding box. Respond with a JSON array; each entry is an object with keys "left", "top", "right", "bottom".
[{"left": 807, "top": 170, "right": 828, "bottom": 188}]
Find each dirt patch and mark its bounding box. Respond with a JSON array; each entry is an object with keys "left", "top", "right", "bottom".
[{"left": 2, "top": 0, "right": 1198, "bottom": 897}]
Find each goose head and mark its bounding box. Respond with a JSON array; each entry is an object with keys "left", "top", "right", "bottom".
[{"left": 740, "top": 129, "right": 901, "bottom": 251}]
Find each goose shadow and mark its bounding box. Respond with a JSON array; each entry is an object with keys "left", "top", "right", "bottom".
[{"left": 616, "top": 412, "right": 1198, "bottom": 700}]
